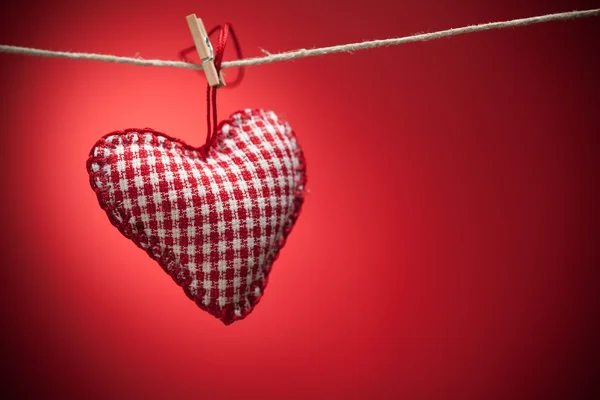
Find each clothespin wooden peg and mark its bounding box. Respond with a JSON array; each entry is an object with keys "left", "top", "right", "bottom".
[{"left": 186, "top": 14, "right": 223, "bottom": 87}]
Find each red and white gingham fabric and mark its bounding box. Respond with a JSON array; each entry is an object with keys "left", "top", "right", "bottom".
[{"left": 86, "top": 109, "right": 306, "bottom": 324}]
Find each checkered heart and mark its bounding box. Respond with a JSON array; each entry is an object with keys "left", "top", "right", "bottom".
[{"left": 86, "top": 109, "right": 306, "bottom": 324}]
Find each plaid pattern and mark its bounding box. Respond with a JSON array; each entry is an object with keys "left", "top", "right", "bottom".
[{"left": 86, "top": 109, "right": 306, "bottom": 324}]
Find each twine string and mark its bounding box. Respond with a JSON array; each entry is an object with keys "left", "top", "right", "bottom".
[{"left": 0, "top": 9, "right": 597, "bottom": 71}]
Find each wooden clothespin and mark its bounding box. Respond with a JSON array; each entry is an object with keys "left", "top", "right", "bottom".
[{"left": 185, "top": 14, "right": 225, "bottom": 87}]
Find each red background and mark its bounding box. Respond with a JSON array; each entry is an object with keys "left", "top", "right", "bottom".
[{"left": 1, "top": 0, "right": 599, "bottom": 398}]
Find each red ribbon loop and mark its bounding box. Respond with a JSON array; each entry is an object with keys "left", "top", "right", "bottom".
[{"left": 181, "top": 23, "right": 244, "bottom": 149}]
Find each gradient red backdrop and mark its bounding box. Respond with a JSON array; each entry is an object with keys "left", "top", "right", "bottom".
[{"left": 1, "top": 0, "right": 599, "bottom": 398}]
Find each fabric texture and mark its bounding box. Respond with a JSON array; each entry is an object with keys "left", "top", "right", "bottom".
[{"left": 86, "top": 109, "right": 306, "bottom": 324}]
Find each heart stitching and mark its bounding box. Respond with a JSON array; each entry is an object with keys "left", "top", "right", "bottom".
[{"left": 86, "top": 109, "right": 306, "bottom": 324}]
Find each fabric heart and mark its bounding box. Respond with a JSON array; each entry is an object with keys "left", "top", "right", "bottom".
[{"left": 86, "top": 109, "right": 306, "bottom": 324}]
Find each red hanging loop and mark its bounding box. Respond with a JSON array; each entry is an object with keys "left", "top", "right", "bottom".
[{"left": 180, "top": 22, "right": 244, "bottom": 149}]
